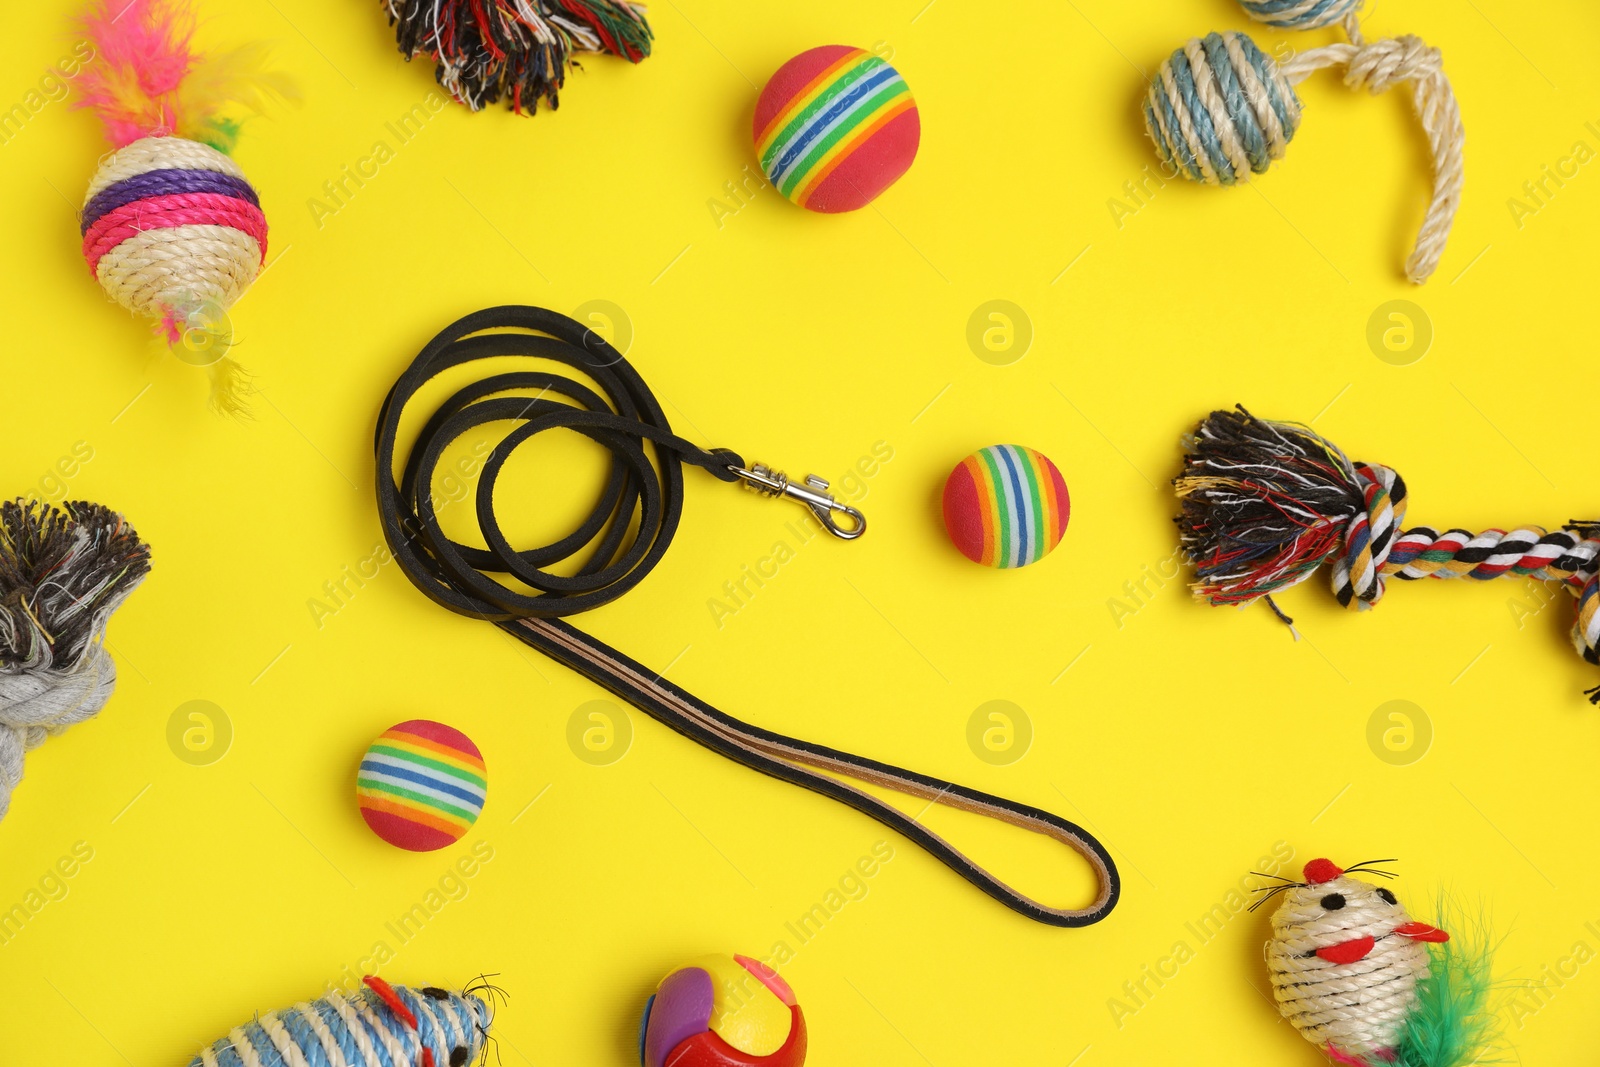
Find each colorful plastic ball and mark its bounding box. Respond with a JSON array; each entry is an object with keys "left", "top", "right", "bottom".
[
  {"left": 356, "top": 719, "right": 487, "bottom": 851},
  {"left": 753, "top": 45, "right": 920, "bottom": 213},
  {"left": 942, "top": 445, "right": 1071, "bottom": 568},
  {"left": 639, "top": 954, "right": 806, "bottom": 1067}
]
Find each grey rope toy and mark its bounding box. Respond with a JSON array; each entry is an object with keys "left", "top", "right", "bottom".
[
  {"left": 1144, "top": 0, "right": 1464, "bottom": 283},
  {"left": 0, "top": 498, "right": 150, "bottom": 823}
]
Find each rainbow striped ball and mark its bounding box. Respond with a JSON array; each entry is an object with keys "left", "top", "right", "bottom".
[
  {"left": 81, "top": 134, "right": 266, "bottom": 340},
  {"left": 357, "top": 720, "right": 487, "bottom": 852},
  {"left": 942, "top": 445, "right": 1071, "bottom": 568},
  {"left": 753, "top": 45, "right": 920, "bottom": 213}
]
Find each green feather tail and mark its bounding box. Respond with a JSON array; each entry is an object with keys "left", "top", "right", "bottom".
[{"left": 1391, "top": 899, "right": 1498, "bottom": 1067}]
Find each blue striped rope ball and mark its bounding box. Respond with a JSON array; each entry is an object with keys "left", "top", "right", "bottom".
[
  {"left": 1239, "top": 0, "right": 1362, "bottom": 30},
  {"left": 1143, "top": 32, "right": 1302, "bottom": 187}
]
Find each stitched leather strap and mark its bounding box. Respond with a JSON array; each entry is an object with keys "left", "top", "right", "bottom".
[{"left": 373, "top": 305, "right": 1120, "bottom": 928}]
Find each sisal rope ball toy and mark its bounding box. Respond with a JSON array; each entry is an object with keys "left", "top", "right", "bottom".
[
  {"left": 185, "top": 975, "right": 495, "bottom": 1067},
  {"left": 1253, "top": 857, "right": 1493, "bottom": 1067},
  {"left": 0, "top": 499, "right": 150, "bottom": 825},
  {"left": 1175, "top": 407, "right": 1600, "bottom": 698},
  {"left": 1143, "top": 1, "right": 1463, "bottom": 283},
  {"left": 73, "top": 0, "right": 289, "bottom": 415}
]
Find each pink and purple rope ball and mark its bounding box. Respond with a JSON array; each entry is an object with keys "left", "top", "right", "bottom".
[{"left": 80, "top": 135, "right": 267, "bottom": 340}]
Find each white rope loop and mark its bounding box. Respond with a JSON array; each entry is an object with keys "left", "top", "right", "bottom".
[{"left": 1278, "top": 18, "right": 1464, "bottom": 283}]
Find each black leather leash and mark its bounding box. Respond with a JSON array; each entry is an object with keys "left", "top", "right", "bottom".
[{"left": 373, "top": 305, "right": 1119, "bottom": 927}]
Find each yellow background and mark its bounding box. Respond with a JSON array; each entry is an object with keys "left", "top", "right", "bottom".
[{"left": 3, "top": 0, "right": 1599, "bottom": 1062}]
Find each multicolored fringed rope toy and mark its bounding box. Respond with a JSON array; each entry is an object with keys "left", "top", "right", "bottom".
[
  {"left": 1144, "top": 1, "right": 1463, "bottom": 283},
  {"left": 1175, "top": 407, "right": 1600, "bottom": 698},
  {"left": 383, "top": 0, "right": 653, "bottom": 114},
  {"left": 1254, "top": 857, "right": 1494, "bottom": 1067},
  {"left": 73, "top": 0, "right": 288, "bottom": 415},
  {"left": 185, "top": 976, "right": 495, "bottom": 1067},
  {"left": 0, "top": 499, "right": 150, "bottom": 824}
]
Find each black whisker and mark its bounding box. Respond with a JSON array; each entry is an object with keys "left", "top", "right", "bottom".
[
  {"left": 1248, "top": 883, "right": 1297, "bottom": 912},
  {"left": 1249, "top": 871, "right": 1302, "bottom": 885},
  {"left": 1344, "top": 858, "right": 1398, "bottom": 880}
]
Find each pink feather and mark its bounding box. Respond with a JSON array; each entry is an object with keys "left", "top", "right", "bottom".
[
  {"left": 75, "top": 0, "right": 198, "bottom": 147},
  {"left": 73, "top": 0, "right": 294, "bottom": 152}
]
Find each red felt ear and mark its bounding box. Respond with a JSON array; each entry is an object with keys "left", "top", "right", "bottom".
[
  {"left": 1304, "top": 858, "right": 1344, "bottom": 884},
  {"left": 1395, "top": 921, "right": 1450, "bottom": 943},
  {"left": 363, "top": 977, "right": 434, "bottom": 1067}
]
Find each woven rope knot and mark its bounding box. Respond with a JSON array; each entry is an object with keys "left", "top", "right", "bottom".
[
  {"left": 0, "top": 647, "right": 116, "bottom": 821},
  {"left": 1332, "top": 463, "right": 1408, "bottom": 609},
  {"left": 1344, "top": 35, "right": 1443, "bottom": 94},
  {"left": 0, "top": 499, "right": 149, "bottom": 824}
]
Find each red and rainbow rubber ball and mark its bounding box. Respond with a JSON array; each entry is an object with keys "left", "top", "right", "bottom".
[{"left": 639, "top": 954, "right": 806, "bottom": 1067}]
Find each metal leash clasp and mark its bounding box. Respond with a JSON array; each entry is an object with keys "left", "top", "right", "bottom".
[{"left": 730, "top": 463, "right": 866, "bottom": 540}]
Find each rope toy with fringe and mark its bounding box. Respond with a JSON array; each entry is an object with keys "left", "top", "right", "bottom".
[
  {"left": 72, "top": 0, "right": 290, "bottom": 416},
  {"left": 1253, "top": 857, "right": 1493, "bottom": 1067},
  {"left": 0, "top": 499, "right": 150, "bottom": 825},
  {"left": 1143, "top": 1, "right": 1464, "bottom": 283},
  {"left": 383, "top": 0, "right": 652, "bottom": 114},
  {"left": 185, "top": 976, "right": 497, "bottom": 1067},
  {"left": 1175, "top": 407, "right": 1600, "bottom": 699}
]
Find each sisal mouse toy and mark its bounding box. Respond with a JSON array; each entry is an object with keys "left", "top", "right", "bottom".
[{"left": 1254, "top": 858, "right": 1494, "bottom": 1067}]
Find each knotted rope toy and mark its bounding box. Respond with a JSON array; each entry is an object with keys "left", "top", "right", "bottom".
[
  {"left": 1143, "top": 1, "right": 1464, "bottom": 283},
  {"left": 0, "top": 498, "right": 150, "bottom": 824},
  {"left": 73, "top": 0, "right": 289, "bottom": 415},
  {"left": 185, "top": 975, "right": 495, "bottom": 1067},
  {"left": 375, "top": 305, "right": 1120, "bottom": 927},
  {"left": 1253, "top": 857, "right": 1493, "bottom": 1067},
  {"left": 1175, "top": 407, "right": 1600, "bottom": 698},
  {"left": 383, "top": 0, "right": 652, "bottom": 114}
]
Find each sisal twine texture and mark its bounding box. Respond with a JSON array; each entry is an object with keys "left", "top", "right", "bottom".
[
  {"left": 1240, "top": 0, "right": 1363, "bottom": 31},
  {"left": 0, "top": 499, "right": 149, "bottom": 823},
  {"left": 1265, "top": 872, "right": 1431, "bottom": 1058},
  {"left": 82, "top": 136, "right": 265, "bottom": 350},
  {"left": 188, "top": 978, "right": 493, "bottom": 1067},
  {"left": 1176, "top": 409, "right": 1600, "bottom": 698},
  {"left": 1144, "top": 5, "right": 1464, "bottom": 283}
]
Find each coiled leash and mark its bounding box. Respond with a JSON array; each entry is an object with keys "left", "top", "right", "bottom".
[{"left": 374, "top": 306, "right": 1119, "bottom": 927}]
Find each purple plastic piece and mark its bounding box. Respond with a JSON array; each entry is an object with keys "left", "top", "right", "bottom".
[{"left": 643, "top": 967, "right": 715, "bottom": 1067}]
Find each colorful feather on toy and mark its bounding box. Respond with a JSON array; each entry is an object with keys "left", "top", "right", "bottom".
[{"left": 75, "top": 0, "right": 293, "bottom": 152}]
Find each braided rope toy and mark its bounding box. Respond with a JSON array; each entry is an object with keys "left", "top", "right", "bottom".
[
  {"left": 1175, "top": 408, "right": 1600, "bottom": 697},
  {"left": 0, "top": 499, "right": 150, "bottom": 824},
  {"left": 187, "top": 976, "right": 495, "bottom": 1067},
  {"left": 383, "top": 0, "right": 652, "bottom": 114},
  {"left": 1143, "top": 1, "right": 1464, "bottom": 283},
  {"left": 1253, "top": 857, "right": 1492, "bottom": 1067},
  {"left": 73, "top": 0, "right": 289, "bottom": 415}
]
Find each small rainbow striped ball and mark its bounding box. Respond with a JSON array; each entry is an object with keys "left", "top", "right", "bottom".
[
  {"left": 357, "top": 719, "right": 487, "bottom": 852},
  {"left": 1145, "top": 32, "right": 1302, "bottom": 187},
  {"left": 81, "top": 134, "right": 266, "bottom": 338},
  {"left": 942, "top": 445, "right": 1070, "bottom": 568},
  {"left": 753, "top": 45, "right": 920, "bottom": 213},
  {"left": 639, "top": 954, "right": 807, "bottom": 1067},
  {"left": 1239, "top": 0, "right": 1362, "bottom": 29}
]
